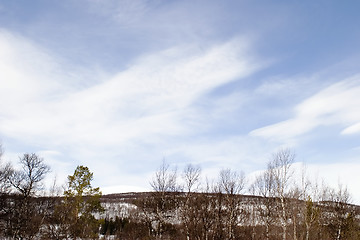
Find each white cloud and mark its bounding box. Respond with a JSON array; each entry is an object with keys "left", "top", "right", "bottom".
[
  {"left": 0, "top": 30, "right": 264, "bottom": 188},
  {"left": 0, "top": 31, "right": 63, "bottom": 100},
  {"left": 250, "top": 75, "right": 360, "bottom": 142},
  {"left": 341, "top": 122, "right": 360, "bottom": 135},
  {"left": 0, "top": 31, "right": 259, "bottom": 147}
]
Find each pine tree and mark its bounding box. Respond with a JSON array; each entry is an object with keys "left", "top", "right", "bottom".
[{"left": 62, "top": 165, "right": 104, "bottom": 239}]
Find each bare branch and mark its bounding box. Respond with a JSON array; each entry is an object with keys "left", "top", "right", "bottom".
[
  {"left": 218, "top": 169, "right": 245, "bottom": 195},
  {"left": 150, "top": 160, "right": 179, "bottom": 193},
  {"left": 9, "top": 153, "right": 50, "bottom": 197},
  {"left": 182, "top": 164, "right": 201, "bottom": 193}
]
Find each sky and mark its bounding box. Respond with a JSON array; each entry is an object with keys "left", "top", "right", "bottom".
[{"left": 0, "top": 0, "right": 360, "bottom": 203}]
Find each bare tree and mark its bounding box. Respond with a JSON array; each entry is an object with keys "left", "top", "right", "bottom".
[
  {"left": 181, "top": 164, "right": 201, "bottom": 240},
  {"left": 218, "top": 169, "right": 246, "bottom": 240},
  {"left": 250, "top": 168, "right": 277, "bottom": 240},
  {"left": 269, "top": 148, "right": 295, "bottom": 240},
  {"left": 288, "top": 164, "right": 311, "bottom": 240},
  {"left": 146, "top": 160, "right": 180, "bottom": 239},
  {"left": 0, "top": 144, "right": 13, "bottom": 238},
  {"left": 182, "top": 164, "right": 201, "bottom": 194},
  {"left": 150, "top": 159, "right": 179, "bottom": 193},
  {"left": 6, "top": 153, "right": 50, "bottom": 239},
  {"left": 38, "top": 176, "right": 66, "bottom": 240},
  {"left": 0, "top": 144, "right": 12, "bottom": 194},
  {"left": 219, "top": 169, "right": 245, "bottom": 195},
  {"left": 287, "top": 164, "right": 315, "bottom": 240},
  {"left": 322, "top": 183, "right": 357, "bottom": 240},
  {"left": 9, "top": 153, "right": 50, "bottom": 197}
]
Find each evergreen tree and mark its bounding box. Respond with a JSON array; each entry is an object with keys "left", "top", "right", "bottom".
[{"left": 62, "top": 165, "right": 104, "bottom": 239}]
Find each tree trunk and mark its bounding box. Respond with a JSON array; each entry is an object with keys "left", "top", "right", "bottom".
[
  {"left": 305, "top": 224, "right": 310, "bottom": 240},
  {"left": 281, "top": 197, "right": 287, "bottom": 240},
  {"left": 265, "top": 221, "right": 270, "bottom": 240},
  {"left": 293, "top": 215, "right": 297, "bottom": 240},
  {"left": 336, "top": 226, "right": 341, "bottom": 240}
]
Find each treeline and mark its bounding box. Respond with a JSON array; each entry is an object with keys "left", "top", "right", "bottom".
[
  {"left": 0, "top": 144, "right": 359, "bottom": 239},
  {"left": 108, "top": 149, "right": 360, "bottom": 240}
]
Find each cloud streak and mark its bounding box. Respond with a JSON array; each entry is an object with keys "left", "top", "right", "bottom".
[
  {"left": 250, "top": 75, "right": 360, "bottom": 142},
  {"left": 0, "top": 30, "right": 264, "bottom": 188},
  {"left": 0, "top": 31, "right": 260, "bottom": 146}
]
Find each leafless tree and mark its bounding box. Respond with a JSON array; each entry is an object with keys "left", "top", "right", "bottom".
[
  {"left": 288, "top": 164, "right": 311, "bottom": 240},
  {"left": 250, "top": 168, "right": 277, "bottom": 240},
  {"left": 182, "top": 164, "right": 201, "bottom": 194},
  {"left": 218, "top": 169, "right": 245, "bottom": 195},
  {"left": 9, "top": 153, "right": 50, "bottom": 197},
  {"left": 150, "top": 159, "right": 179, "bottom": 193},
  {"left": 269, "top": 148, "right": 295, "bottom": 240},
  {"left": 0, "top": 144, "right": 13, "bottom": 238},
  {"left": 39, "top": 176, "right": 70, "bottom": 240},
  {"left": 147, "top": 160, "right": 180, "bottom": 239},
  {"left": 0, "top": 144, "right": 12, "bottom": 194},
  {"left": 218, "top": 169, "right": 246, "bottom": 240},
  {"left": 181, "top": 191, "right": 216, "bottom": 240},
  {"left": 6, "top": 153, "right": 50, "bottom": 239},
  {"left": 322, "top": 183, "right": 357, "bottom": 240},
  {"left": 181, "top": 164, "right": 201, "bottom": 240}
]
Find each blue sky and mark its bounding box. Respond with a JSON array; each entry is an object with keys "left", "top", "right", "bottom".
[{"left": 0, "top": 0, "right": 360, "bottom": 202}]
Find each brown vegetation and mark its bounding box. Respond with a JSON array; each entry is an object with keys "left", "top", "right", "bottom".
[{"left": 0, "top": 145, "right": 359, "bottom": 239}]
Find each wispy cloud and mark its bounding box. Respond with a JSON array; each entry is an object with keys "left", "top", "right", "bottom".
[
  {"left": 0, "top": 31, "right": 260, "bottom": 143},
  {"left": 250, "top": 75, "right": 360, "bottom": 142},
  {"left": 0, "top": 29, "right": 264, "bottom": 187},
  {"left": 341, "top": 122, "right": 360, "bottom": 135}
]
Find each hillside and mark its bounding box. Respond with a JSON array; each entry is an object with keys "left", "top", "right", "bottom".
[{"left": 97, "top": 192, "right": 360, "bottom": 240}]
